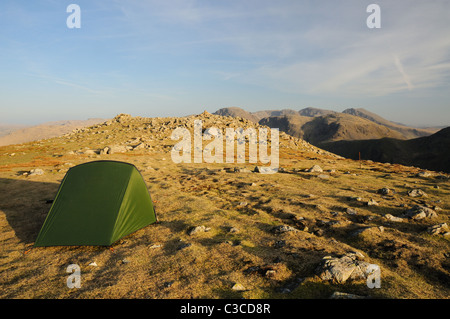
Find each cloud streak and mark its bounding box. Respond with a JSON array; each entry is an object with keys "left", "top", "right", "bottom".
[
  {"left": 1, "top": 0, "right": 449, "bottom": 125},
  {"left": 219, "top": 1, "right": 450, "bottom": 98},
  {"left": 393, "top": 55, "right": 413, "bottom": 91}
]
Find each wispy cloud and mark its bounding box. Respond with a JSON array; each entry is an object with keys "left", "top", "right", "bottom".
[
  {"left": 107, "top": 1, "right": 449, "bottom": 98},
  {"left": 24, "top": 71, "right": 114, "bottom": 96},
  {"left": 1, "top": 0, "right": 449, "bottom": 125},
  {"left": 222, "top": 1, "right": 450, "bottom": 97},
  {"left": 393, "top": 55, "right": 413, "bottom": 91}
]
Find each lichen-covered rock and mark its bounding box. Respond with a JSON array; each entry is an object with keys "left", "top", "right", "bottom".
[
  {"left": 404, "top": 205, "right": 437, "bottom": 220},
  {"left": 407, "top": 189, "right": 427, "bottom": 197},
  {"left": 316, "top": 253, "right": 373, "bottom": 284}
]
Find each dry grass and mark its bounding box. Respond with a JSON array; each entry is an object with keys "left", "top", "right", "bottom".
[{"left": 0, "top": 113, "right": 449, "bottom": 299}]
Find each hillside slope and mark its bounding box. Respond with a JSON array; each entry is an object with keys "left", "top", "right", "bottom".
[
  {"left": 0, "top": 124, "right": 28, "bottom": 138},
  {"left": 342, "top": 108, "right": 436, "bottom": 139},
  {"left": 260, "top": 113, "right": 406, "bottom": 144},
  {"left": 215, "top": 107, "right": 442, "bottom": 172},
  {"left": 0, "top": 112, "right": 448, "bottom": 299},
  {"left": 0, "top": 119, "right": 105, "bottom": 146},
  {"left": 320, "top": 127, "right": 450, "bottom": 173}
]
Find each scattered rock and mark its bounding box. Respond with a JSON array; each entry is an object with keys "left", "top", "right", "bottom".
[
  {"left": 366, "top": 199, "right": 379, "bottom": 206},
  {"left": 254, "top": 166, "right": 278, "bottom": 174},
  {"left": 427, "top": 223, "right": 449, "bottom": 236},
  {"left": 99, "top": 147, "right": 110, "bottom": 155},
  {"left": 407, "top": 189, "right": 427, "bottom": 198},
  {"left": 88, "top": 262, "right": 98, "bottom": 267},
  {"left": 329, "top": 291, "right": 367, "bottom": 299},
  {"left": 345, "top": 208, "right": 358, "bottom": 215},
  {"left": 228, "top": 227, "right": 240, "bottom": 233},
  {"left": 384, "top": 214, "right": 405, "bottom": 222},
  {"left": 107, "top": 144, "right": 129, "bottom": 154},
  {"left": 317, "top": 174, "right": 330, "bottom": 180},
  {"left": 377, "top": 188, "right": 393, "bottom": 196},
  {"left": 132, "top": 142, "right": 148, "bottom": 150},
  {"left": 416, "top": 171, "right": 431, "bottom": 178},
  {"left": 83, "top": 149, "right": 99, "bottom": 155},
  {"left": 307, "top": 165, "right": 323, "bottom": 173},
  {"left": 404, "top": 205, "right": 437, "bottom": 220},
  {"left": 231, "top": 283, "right": 246, "bottom": 291},
  {"left": 271, "top": 225, "right": 298, "bottom": 234},
  {"left": 187, "top": 225, "right": 211, "bottom": 235},
  {"left": 28, "top": 168, "right": 44, "bottom": 176},
  {"left": 316, "top": 253, "right": 374, "bottom": 284},
  {"left": 233, "top": 167, "right": 252, "bottom": 173}
]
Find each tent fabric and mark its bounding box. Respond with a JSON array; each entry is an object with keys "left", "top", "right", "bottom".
[{"left": 34, "top": 160, "right": 157, "bottom": 247}]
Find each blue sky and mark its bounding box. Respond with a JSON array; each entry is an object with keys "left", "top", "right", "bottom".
[{"left": 0, "top": 0, "right": 449, "bottom": 126}]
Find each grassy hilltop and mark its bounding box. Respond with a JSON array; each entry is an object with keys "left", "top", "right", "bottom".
[{"left": 0, "top": 112, "right": 449, "bottom": 299}]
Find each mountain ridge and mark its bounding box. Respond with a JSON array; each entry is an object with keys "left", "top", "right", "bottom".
[
  {"left": 0, "top": 118, "right": 105, "bottom": 146},
  {"left": 213, "top": 106, "right": 447, "bottom": 172}
]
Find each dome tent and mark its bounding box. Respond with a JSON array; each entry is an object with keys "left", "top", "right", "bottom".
[{"left": 34, "top": 160, "right": 157, "bottom": 247}]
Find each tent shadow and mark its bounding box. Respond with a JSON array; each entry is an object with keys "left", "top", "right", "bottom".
[{"left": 0, "top": 177, "right": 60, "bottom": 245}]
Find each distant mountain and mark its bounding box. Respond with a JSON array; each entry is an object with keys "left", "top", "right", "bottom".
[
  {"left": 0, "top": 118, "right": 105, "bottom": 146},
  {"left": 215, "top": 106, "right": 437, "bottom": 143},
  {"left": 0, "top": 124, "right": 28, "bottom": 138},
  {"left": 214, "top": 106, "right": 446, "bottom": 172},
  {"left": 251, "top": 109, "right": 299, "bottom": 121},
  {"left": 342, "top": 108, "right": 435, "bottom": 139},
  {"left": 298, "top": 107, "right": 338, "bottom": 117},
  {"left": 260, "top": 113, "right": 406, "bottom": 144},
  {"left": 213, "top": 107, "right": 259, "bottom": 123},
  {"left": 257, "top": 114, "right": 312, "bottom": 140},
  {"left": 320, "top": 127, "right": 450, "bottom": 173},
  {"left": 215, "top": 107, "right": 338, "bottom": 122}
]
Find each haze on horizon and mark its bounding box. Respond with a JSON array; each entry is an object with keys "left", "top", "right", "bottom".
[{"left": 0, "top": 0, "right": 449, "bottom": 127}]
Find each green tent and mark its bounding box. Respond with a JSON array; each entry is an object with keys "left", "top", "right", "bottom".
[{"left": 34, "top": 160, "right": 157, "bottom": 247}]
